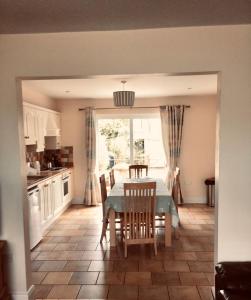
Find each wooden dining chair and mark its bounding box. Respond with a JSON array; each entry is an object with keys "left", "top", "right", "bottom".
[
  {"left": 99, "top": 174, "right": 108, "bottom": 243},
  {"left": 129, "top": 164, "right": 148, "bottom": 178},
  {"left": 109, "top": 169, "right": 115, "bottom": 189},
  {"left": 100, "top": 174, "right": 122, "bottom": 243},
  {"left": 123, "top": 181, "right": 157, "bottom": 257},
  {"left": 172, "top": 167, "right": 183, "bottom": 207}
]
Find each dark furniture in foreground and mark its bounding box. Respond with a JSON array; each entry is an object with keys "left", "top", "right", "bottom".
[
  {"left": 215, "top": 262, "right": 251, "bottom": 300},
  {"left": 0, "top": 241, "right": 10, "bottom": 300}
]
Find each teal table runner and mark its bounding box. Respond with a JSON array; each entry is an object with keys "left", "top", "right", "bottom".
[{"left": 105, "top": 177, "right": 180, "bottom": 228}]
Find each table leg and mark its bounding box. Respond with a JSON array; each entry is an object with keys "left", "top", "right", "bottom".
[
  {"left": 165, "top": 212, "right": 172, "bottom": 247},
  {"left": 109, "top": 209, "right": 116, "bottom": 247}
]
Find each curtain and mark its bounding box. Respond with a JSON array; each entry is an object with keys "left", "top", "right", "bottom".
[
  {"left": 84, "top": 107, "right": 100, "bottom": 206},
  {"left": 160, "top": 105, "right": 185, "bottom": 193}
]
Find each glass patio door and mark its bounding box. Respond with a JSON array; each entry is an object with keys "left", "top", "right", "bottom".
[{"left": 97, "top": 116, "right": 166, "bottom": 179}]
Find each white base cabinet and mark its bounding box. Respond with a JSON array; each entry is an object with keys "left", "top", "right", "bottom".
[{"left": 38, "top": 170, "right": 73, "bottom": 233}]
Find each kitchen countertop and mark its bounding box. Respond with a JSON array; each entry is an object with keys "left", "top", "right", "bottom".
[{"left": 27, "top": 167, "right": 73, "bottom": 189}]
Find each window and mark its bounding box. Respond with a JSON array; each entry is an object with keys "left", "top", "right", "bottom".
[{"left": 97, "top": 116, "right": 166, "bottom": 178}]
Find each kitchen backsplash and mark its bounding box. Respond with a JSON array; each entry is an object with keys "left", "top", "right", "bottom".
[{"left": 26, "top": 145, "right": 73, "bottom": 169}]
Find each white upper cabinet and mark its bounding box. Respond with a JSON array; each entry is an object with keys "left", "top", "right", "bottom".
[
  {"left": 23, "top": 106, "right": 37, "bottom": 145},
  {"left": 23, "top": 102, "right": 61, "bottom": 151},
  {"left": 35, "top": 110, "right": 47, "bottom": 152}
]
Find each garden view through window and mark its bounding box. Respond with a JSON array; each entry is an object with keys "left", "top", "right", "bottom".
[{"left": 97, "top": 117, "right": 166, "bottom": 179}]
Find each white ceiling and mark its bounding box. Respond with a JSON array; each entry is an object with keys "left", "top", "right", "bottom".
[
  {"left": 23, "top": 74, "right": 217, "bottom": 100},
  {"left": 0, "top": 0, "right": 250, "bottom": 34}
]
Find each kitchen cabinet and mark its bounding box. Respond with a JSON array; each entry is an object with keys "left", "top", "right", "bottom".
[
  {"left": 35, "top": 109, "right": 47, "bottom": 152},
  {"left": 23, "top": 102, "right": 61, "bottom": 151},
  {"left": 23, "top": 105, "right": 37, "bottom": 145},
  {"left": 31, "top": 168, "right": 74, "bottom": 234},
  {"left": 52, "top": 174, "right": 63, "bottom": 216},
  {"left": 39, "top": 179, "right": 53, "bottom": 229}
]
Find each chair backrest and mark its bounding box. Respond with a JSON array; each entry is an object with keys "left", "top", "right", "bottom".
[
  {"left": 109, "top": 169, "right": 115, "bottom": 189},
  {"left": 129, "top": 164, "right": 148, "bottom": 178},
  {"left": 172, "top": 167, "right": 182, "bottom": 206},
  {"left": 99, "top": 174, "right": 107, "bottom": 203},
  {"left": 123, "top": 182, "right": 156, "bottom": 240},
  {"left": 99, "top": 174, "right": 107, "bottom": 218}
]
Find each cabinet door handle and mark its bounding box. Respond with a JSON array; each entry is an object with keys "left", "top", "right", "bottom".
[
  {"left": 24, "top": 136, "right": 29, "bottom": 139},
  {"left": 44, "top": 184, "right": 49, "bottom": 187}
]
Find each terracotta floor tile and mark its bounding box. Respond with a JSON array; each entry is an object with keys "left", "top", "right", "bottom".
[
  {"left": 35, "top": 251, "right": 65, "bottom": 260},
  {"left": 88, "top": 260, "right": 114, "bottom": 271},
  {"left": 42, "top": 272, "right": 73, "bottom": 284},
  {"left": 30, "top": 284, "right": 53, "bottom": 299},
  {"left": 125, "top": 272, "right": 151, "bottom": 285},
  {"left": 35, "top": 243, "right": 57, "bottom": 251},
  {"left": 31, "top": 251, "right": 40, "bottom": 260},
  {"left": 188, "top": 261, "right": 214, "bottom": 273},
  {"left": 47, "top": 284, "right": 80, "bottom": 299},
  {"left": 31, "top": 260, "right": 43, "bottom": 271},
  {"left": 75, "top": 241, "right": 99, "bottom": 250},
  {"left": 168, "top": 286, "right": 201, "bottom": 300},
  {"left": 164, "top": 261, "right": 190, "bottom": 272},
  {"left": 69, "top": 271, "right": 99, "bottom": 284},
  {"left": 97, "top": 272, "right": 125, "bottom": 285},
  {"left": 179, "top": 272, "right": 209, "bottom": 286},
  {"left": 108, "top": 285, "right": 138, "bottom": 299},
  {"left": 54, "top": 243, "right": 77, "bottom": 251},
  {"left": 195, "top": 251, "right": 214, "bottom": 261},
  {"left": 32, "top": 271, "right": 47, "bottom": 284},
  {"left": 151, "top": 272, "right": 180, "bottom": 285},
  {"left": 81, "top": 250, "right": 105, "bottom": 260},
  {"left": 46, "top": 236, "right": 71, "bottom": 243},
  {"left": 78, "top": 284, "right": 109, "bottom": 299},
  {"left": 39, "top": 260, "right": 67, "bottom": 271},
  {"left": 174, "top": 252, "right": 197, "bottom": 261},
  {"left": 205, "top": 272, "right": 215, "bottom": 285},
  {"left": 47, "top": 229, "right": 84, "bottom": 236},
  {"left": 197, "top": 286, "right": 214, "bottom": 300},
  {"left": 113, "top": 260, "right": 139, "bottom": 272},
  {"left": 30, "top": 204, "right": 215, "bottom": 299},
  {"left": 63, "top": 260, "right": 91, "bottom": 271},
  {"left": 70, "top": 236, "right": 99, "bottom": 243},
  {"left": 139, "top": 260, "right": 164, "bottom": 272},
  {"left": 105, "top": 250, "right": 124, "bottom": 260},
  {"left": 139, "top": 285, "right": 169, "bottom": 300}
]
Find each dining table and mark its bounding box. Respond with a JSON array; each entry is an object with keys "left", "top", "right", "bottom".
[{"left": 105, "top": 177, "right": 179, "bottom": 247}]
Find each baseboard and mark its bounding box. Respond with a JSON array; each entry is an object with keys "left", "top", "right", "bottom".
[
  {"left": 72, "top": 197, "right": 84, "bottom": 204},
  {"left": 12, "top": 284, "right": 34, "bottom": 300},
  {"left": 183, "top": 196, "right": 207, "bottom": 204}
]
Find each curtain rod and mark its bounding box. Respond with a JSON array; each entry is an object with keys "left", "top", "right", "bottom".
[{"left": 78, "top": 105, "right": 190, "bottom": 111}]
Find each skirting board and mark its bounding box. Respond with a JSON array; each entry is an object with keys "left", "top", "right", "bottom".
[
  {"left": 183, "top": 196, "right": 207, "bottom": 204},
  {"left": 72, "top": 197, "right": 84, "bottom": 204},
  {"left": 12, "top": 284, "right": 34, "bottom": 300}
]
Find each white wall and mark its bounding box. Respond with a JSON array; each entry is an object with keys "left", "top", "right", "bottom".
[
  {"left": 0, "top": 25, "right": 250, "bottom": 297},
  {"left": 22, "top": 83, "right": 58, "bottom": 110},
  {"left": 56, "top": 95, "right": 217, "bottom": 204}
]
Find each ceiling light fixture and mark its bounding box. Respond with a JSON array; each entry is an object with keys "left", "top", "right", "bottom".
[{"left": 113, "top": 80, "right": 135, "bottom": 107}]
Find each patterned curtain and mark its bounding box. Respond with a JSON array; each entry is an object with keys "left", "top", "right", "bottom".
[
  {"left": 160, "top": 105, "right": 185, "bottom": 193},
  {"left": 84, "top": 107, "right": 100, "bottom": 206}
]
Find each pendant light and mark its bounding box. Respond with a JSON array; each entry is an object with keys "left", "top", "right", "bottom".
[{"left": 113, "top": 80, "right": 135, "bottom": 107}]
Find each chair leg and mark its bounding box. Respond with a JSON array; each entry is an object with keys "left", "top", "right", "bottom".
[
  {"left": 154, "top": 240, "right": 157, "bottom": 256},
  {"left": 100, "top": 219, "right": 108, "bottom": 243},
  {"left": 124, "top": 242, "right": 127, "bottom": 258}
]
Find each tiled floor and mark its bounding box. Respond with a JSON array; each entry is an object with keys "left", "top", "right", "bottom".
[{"left": 31, "top": 204, "right": 214, "bottom": 299}]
